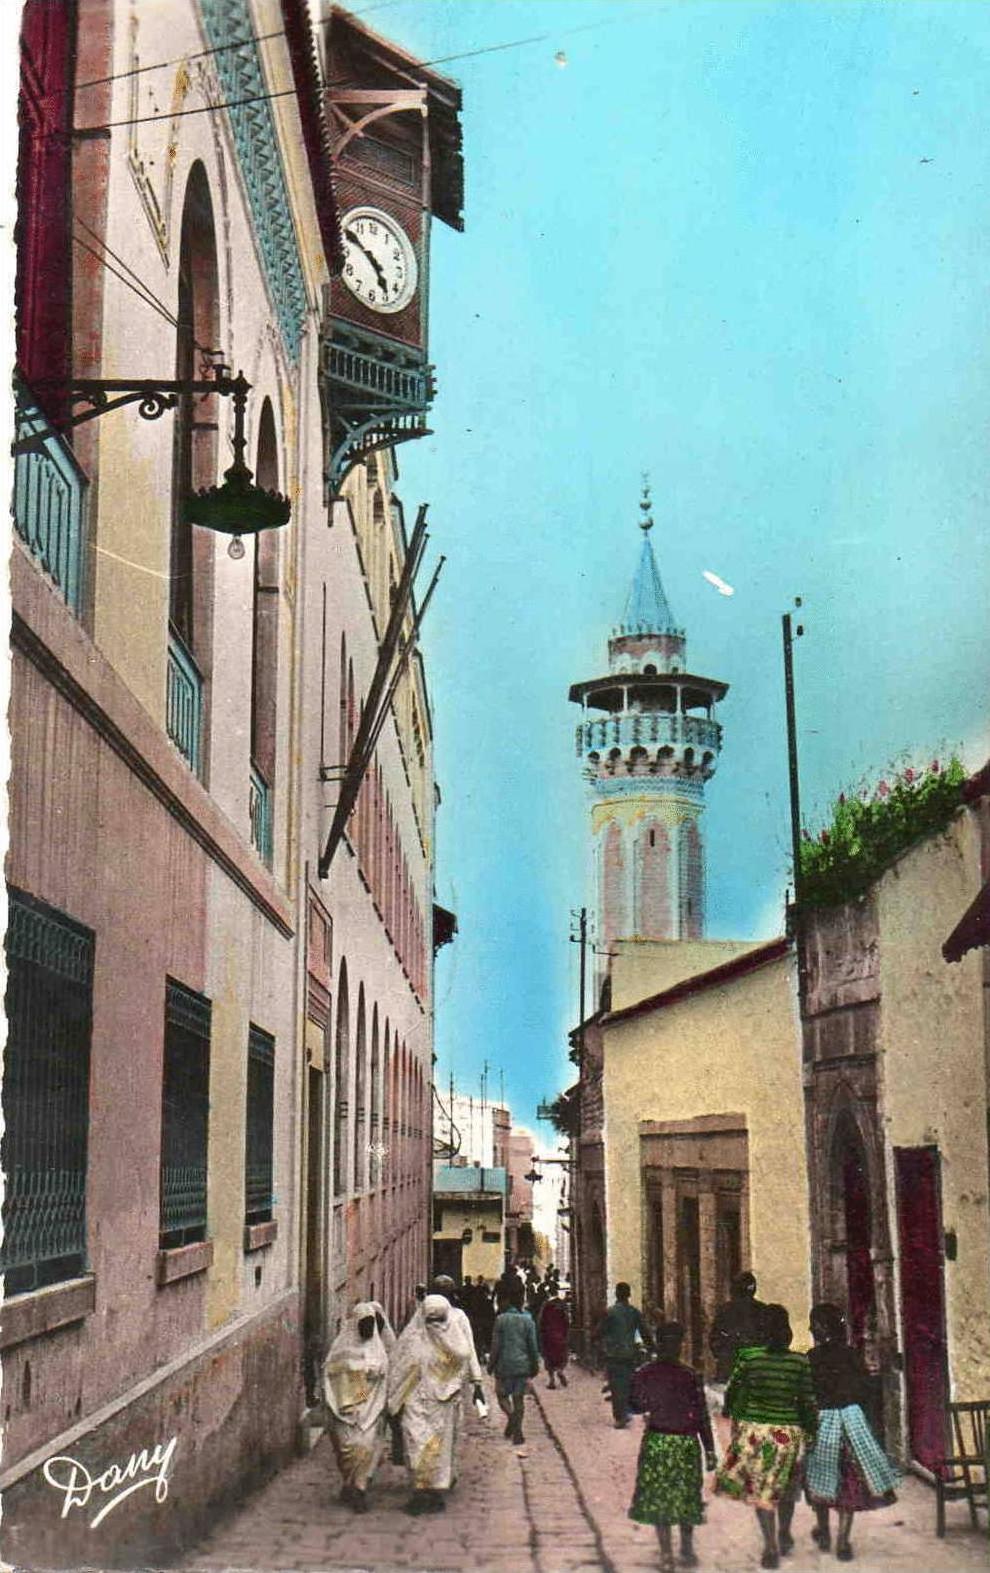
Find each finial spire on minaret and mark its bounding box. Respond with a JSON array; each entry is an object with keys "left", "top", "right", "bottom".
[{"left": 639, "top": 473, "right": 653, "bottom": 533}]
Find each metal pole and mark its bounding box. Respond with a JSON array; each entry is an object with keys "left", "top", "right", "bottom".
[{"left": 782, "top": 612, "right": 803, "bottom": 904}]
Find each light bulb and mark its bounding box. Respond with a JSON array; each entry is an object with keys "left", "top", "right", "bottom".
[{"left": 228, "top": 534, "right": 246, "bottom": 560}]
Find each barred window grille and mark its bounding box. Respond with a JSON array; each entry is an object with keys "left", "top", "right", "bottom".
[
  {"left": 2, "top": 890, "right": 94, "bottom": 1295},
  {"left": 245, "top": 1025, "right": 275, "bottom": 1224},
  {"left": 160, "top": 980, "right": 211, "bottom": 1248}
]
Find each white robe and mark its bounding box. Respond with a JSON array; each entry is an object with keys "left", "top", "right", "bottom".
[
  {"left": 387, "top": 1294, "right": 476, "bottom": 1491},
  {"left": 323, "top": 1301, "right": 390, "bottom": 1491}
]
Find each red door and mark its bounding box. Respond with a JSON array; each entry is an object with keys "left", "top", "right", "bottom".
[{"left": 895, "top": 1147, "right": 949, "bottom": 1470}]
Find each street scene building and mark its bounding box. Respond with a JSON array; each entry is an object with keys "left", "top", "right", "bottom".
[{"left": 3, "top": 2, "right": 461, "bottom": 1564}]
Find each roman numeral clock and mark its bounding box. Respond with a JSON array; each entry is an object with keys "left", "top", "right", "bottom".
[{"left": 321, "top": 7, "right": 464, "bottom": 497}]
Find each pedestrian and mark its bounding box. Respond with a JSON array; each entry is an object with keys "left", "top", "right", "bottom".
[
  {"left": 432, "top": 1274, "right": 485, "bottom": 1379},
  {"left": 708, "top": 1271, "right": 768, "bottom": 1396},
  {"left": 488, "top": 1281, "right": 539, "bottom": 1443},
  {"left": 714, "top": 1304, "right": 817, "bottom": 1569},
  {"left": 323, "top": 1302, "right": 391, "bottom": 1512},
  {"left": 473, "top": 1277, "right": 495, "bottom": 1357},
  {"left": 598, "top": 1281, "right": 652, "bottom": 1428},
  {"left": 387, "top": 1293, "right": 486, "bottom": 1515},
  {"left": 627, "top": 1321, "right": 717, "bottom": 1573},
  {"left": 803, "top": 1303, "right": 899, "bottom": 1561},
  {"left": 538, "top": 1289, "right": 570, "bottom": 1388}
]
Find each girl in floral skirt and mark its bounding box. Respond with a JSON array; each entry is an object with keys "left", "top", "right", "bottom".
[
  {"left": 628, "top": 1322, "right": 716, "bottom": 1573},
  {"left": 714, "top": 1304, "right": 817, "bottom": 1569},
  {"left": 804, "top": 1303, "right": 899, "bottom": 1561}
]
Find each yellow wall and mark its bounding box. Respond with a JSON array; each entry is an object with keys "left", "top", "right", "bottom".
[
  {"left": 876, "top": 813, "right": 990, "bottom": 1398},
  {"left": 610, "top": 938, "right": 762, "bottom": 1012},
  {"left": 603, "top": 951, "right": 812, "bottom": 1338},
  {"left": 434, "top": 1197, "right": 504, "bottom": 1283}
]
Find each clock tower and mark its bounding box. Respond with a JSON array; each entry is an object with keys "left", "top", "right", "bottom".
[
  {"left": 321, "top": 6, "right": 463, "bottom": 495},
  {"left": 569, "top": 487, "right": 728, "bottom": 982}
]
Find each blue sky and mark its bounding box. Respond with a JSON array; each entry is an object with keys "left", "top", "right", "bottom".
[{"left": 371, "top": 0, "right": 990, "bottom": 1132}]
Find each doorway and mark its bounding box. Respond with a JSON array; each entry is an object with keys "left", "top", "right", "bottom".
[
  {"left": 895, "top": 1146, "right": 949, "bottom": 1471},
  {"left": 303, "top": 1065, "right": 325, "bottom": 1403},
  {"left": 677, "top": 1194, "right": 703, "bottom": 1366}
]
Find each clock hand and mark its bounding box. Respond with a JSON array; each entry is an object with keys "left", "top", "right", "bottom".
[{"left": 344, "top": 228, "right": 389, "bottom": 293}]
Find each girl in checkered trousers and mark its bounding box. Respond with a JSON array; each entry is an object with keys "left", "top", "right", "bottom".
[{"left": 804, "top": 1303, "right": 899, "bottom": 1561}]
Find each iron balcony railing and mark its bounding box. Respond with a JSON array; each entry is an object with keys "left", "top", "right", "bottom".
[
  {"left": 576, "top": 712, "right": 722, "bottom": 756},
  {"left": 166, "top": 632, "right": 203, "bottom": 775},
  {"left": 249, "top": 764, "right": 273, "bottom": 865},
  {"left": 245, "top": 1024, "right": 274, "bottom": 1222},
  {"left": 160, "top": 1163, "right": 209, "bottom": 1242},
  {"left": 325, "top": 339, "right": 433, "bottom": 412},
  {"left": 13, "top": 394, "right": 87, "bottom": 613},
  {"left": 2, "top": 891, "right": 94, "bottom": 1294}
]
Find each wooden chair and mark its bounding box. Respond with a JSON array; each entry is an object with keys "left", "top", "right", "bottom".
[{"left": 935, "top": 1400, "right": 989, "bottom": 1537}]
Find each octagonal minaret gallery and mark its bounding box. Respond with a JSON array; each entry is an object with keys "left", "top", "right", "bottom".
[{"left": 569, "top": 487, "right": 728, "bottom": 974}]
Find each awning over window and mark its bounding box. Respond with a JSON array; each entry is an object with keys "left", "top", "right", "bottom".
[{"left": 943, "top": 878, "right": 990, "bottom": 962}]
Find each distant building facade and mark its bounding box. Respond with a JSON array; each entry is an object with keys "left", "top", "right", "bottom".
[{"left": 432, "top": 1164, "right": 507, "bottom": 1285}]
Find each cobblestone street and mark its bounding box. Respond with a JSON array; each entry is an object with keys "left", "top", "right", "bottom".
[{"left": 178, "top": 1365, "right": 987, "bottom": 1573}]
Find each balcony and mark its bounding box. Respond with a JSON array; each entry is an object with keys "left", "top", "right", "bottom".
[
  {"left": 13, "top": 395, "right": 87, "bottom": 613},
  {"left": 249, "top": 764, "right": 273, "bottom": 866},
  {"left": 166, "top": 633, "right": 203, "bottom": 775},
  {"left": 576, "top": 712, "right": 722, "bottom": 756}
]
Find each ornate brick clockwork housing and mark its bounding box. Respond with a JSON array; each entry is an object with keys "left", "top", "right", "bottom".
[{"left": 321, "top": 5, "right": 463, "bottom": 494}]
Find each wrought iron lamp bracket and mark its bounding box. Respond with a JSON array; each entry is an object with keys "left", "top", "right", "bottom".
[{"left": 12, "top": 369, "right": 244, "bottom": 456}]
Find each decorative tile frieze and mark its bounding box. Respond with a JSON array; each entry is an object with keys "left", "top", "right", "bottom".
[{"left": 199, "top": 0, "right": 309, "bottom": 362}]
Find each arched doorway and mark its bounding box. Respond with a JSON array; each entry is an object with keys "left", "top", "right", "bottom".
[{"left": 829, "top": 1108, "right": 877, "bottom": 1350}]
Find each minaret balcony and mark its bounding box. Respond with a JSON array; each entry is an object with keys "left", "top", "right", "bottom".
[{"left": 576, "top": 712, "right": 722, "bottom": 770}]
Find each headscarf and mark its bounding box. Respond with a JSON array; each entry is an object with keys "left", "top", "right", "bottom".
[
  {"left": 369, "top": 1300, "right": 397, "bottom": 1352},
  {"left": 324, "top": 1302, "right": 389, "bottom": 1429},
  {"left": 387, "top": 1294, "right": 474, "bottom": 1412}
]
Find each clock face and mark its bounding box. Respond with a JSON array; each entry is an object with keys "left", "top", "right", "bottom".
[{"left": 340, "top": 206, "right": 418, "bottom": 315}]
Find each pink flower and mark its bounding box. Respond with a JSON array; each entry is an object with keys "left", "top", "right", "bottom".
[
  {"left": 931, "top": 759, "right": 941, "bottom": 774},
  {"left": 877, "top": 780, "right": 890, "bottom": 798},
  {"left": 904, "top": 767, "right": 915, "bottom": 783}
]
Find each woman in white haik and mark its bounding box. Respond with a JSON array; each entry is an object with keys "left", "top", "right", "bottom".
[
  {"left": 387, "top": 1293, "right": 486, "bottom": 1514},
  {"left": 323, "top": 1302, "right": 391, "bottom": 1512}
]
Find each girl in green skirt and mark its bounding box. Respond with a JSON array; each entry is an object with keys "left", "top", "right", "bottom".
[{"left": 628, "top": 1322, "right": 717, "bottom": 1573}]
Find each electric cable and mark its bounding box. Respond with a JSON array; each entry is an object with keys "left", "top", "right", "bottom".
[{"left": 50, "top": 12, "right": 628, "bottom": 138}]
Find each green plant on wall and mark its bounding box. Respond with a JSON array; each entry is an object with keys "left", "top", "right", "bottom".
[{"left": 799, "top": 756, "right": 966, "bottom": 908}]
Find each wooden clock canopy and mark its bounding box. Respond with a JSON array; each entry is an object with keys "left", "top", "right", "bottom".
[{"left": 321, "top": 6, "right": 463, "bottom": 495}]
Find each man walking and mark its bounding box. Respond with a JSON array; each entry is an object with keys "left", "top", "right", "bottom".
[
  {"left": 599, "top": 1282, "right": 651, "bottom": 1428},
  {"left": 489, "top": 1282, "right": 539, "bottom": 1444}
]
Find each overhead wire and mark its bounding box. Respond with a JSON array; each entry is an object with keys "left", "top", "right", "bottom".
[{"left": 55, "top": 12, "right": 627, "bottom": 138}]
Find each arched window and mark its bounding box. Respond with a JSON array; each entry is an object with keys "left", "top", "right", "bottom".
[
  {"left": 353, "top": 984, "right": 367, "bottom": 1190},
  {"left": 639, "top": 820, "right": 672, "bottom": 938},
  {"left": 333, "top": 960, "right": 349, "bottom": 1196},
  {"left": 338, "top": 634, "right": 348, "bottom": 764},
  {"left": 601, "top": 821, "right": 626, "bottom": 957},
  {"left": 251, "top": 398, "right": 279, "bottom": 791},
  {"left": 369, "top": 1006, "right": 381, "bottom": 1187},
  {"left": 678, "top": 820, "right": 703, "bottom": 939},
  {"left": 171, "top": 162, "right": 219, "bottom": 651},
  {"left": 382, "top": 1020, "right": 391, "bottom": 1155}
]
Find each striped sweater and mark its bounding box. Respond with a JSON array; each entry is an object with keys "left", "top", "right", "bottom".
[{"left": 725, "top": 1347, "right": 818, "bottom": 1432}]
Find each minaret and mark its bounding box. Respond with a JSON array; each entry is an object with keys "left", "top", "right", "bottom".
[{"left": 569, "top": 484, "right": 728, "bottom": 979}]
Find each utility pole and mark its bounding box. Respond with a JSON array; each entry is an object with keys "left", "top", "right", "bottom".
[
  {"left": 781, "top": 601, "right": 804, "bottom": 906},
  {"left": 569, "top": 905, "right": 588, "bottom": 1348}
]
